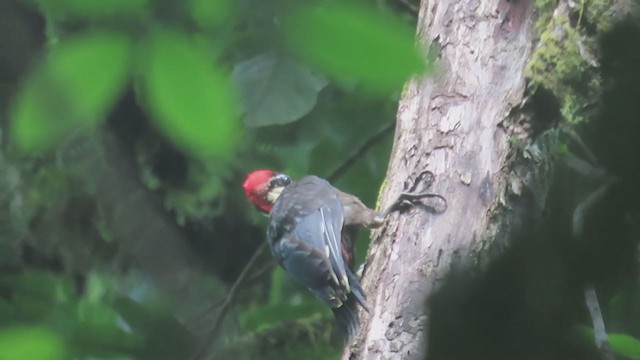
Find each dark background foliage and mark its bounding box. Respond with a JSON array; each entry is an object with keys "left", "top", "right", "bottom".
[
  {"left": 0, "top": 0, "right": 423, "bottom": 358},
  {"left": 0, "top": 0, "right": 639, "bottom": 359}
]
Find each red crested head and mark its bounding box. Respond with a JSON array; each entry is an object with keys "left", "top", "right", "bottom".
[{"left": 243, "top": 169, "right": 292, "bottom": 213}]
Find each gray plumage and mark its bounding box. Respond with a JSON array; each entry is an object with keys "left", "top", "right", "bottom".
[{"left": 267, "top": 176, "right": 368, "bottom": 341}]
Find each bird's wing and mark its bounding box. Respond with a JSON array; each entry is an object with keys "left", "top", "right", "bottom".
[
  {"left": 319, "top": 203, "right": 349, "bottom": 291},
  {"left": 272, "top": 233, "right": 345, "bottom": 307},
  {"left": 267, "top": 175, "right": 350, "bottom": 304},
  {"left": 290, "top": 199, "right": 348, "bottom": 292}
]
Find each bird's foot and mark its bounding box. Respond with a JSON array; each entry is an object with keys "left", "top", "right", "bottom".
[{"left": 385, "top": 170, "right": 447, "bottom": 216}]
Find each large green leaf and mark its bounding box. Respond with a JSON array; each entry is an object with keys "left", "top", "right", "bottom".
[
  {"left": 233, "top": 53, "right": 328, "bottom": 127},
  {"left": 283, "top": 2, "right": 427, "bottom": 93},
  {"left": 0, "top": 326, "right": 66, "bottom": 360},
  {"left": 10, "top": 32, "right": 132, "bottom": 153},
  {"left": 141, "top": 30, "right": 241, "bottom": 159}
]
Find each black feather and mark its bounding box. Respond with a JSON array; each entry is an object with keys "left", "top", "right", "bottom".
[{"left": 332, "top": 267, "right": 368, "bottom": 343}]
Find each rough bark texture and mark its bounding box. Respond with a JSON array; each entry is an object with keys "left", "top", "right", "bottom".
[{"left": 344, "top": 1, "right": 536, "bottom": 359}]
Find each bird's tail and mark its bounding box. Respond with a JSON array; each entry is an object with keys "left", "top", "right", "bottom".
[{"left": 332, "top": 268, "right": 368, "bottom": 343}]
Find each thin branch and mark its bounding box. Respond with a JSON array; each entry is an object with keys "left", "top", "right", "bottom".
[
  {"left": 562, "top": 152, "right": 607, "bottom": 180},
  {"left": 327, "top": 121, "right": 395, "bottom": 183},
  {"left": 570, "top": 159, "right": 616, "bottom": 360},
  {"left": 584, "top": 285, "right": 615, "bottom": 360},
  {"left": 572, "top": 178, "right": 617, "bottom": 239},
  {"left": 190, "top": 241, "right": 268, "bottom": 360},
  {"left": 562, "top": 125, "right": 599, "bottom": 167},
  {"left": 248, "top": 259, "right": 277, "bottom": 282}
]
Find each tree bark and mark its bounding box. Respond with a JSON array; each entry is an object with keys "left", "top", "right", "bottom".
[{"left": 344, "top": 0, "right": 536, "bottom": 359}]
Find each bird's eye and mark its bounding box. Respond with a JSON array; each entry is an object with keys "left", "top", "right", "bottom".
[{"left": 271, "top": 174, "right": 292, "bottom": 188}]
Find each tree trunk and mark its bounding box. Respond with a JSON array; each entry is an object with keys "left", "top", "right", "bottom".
[{"left": 344, "top": 0, "right": 537, "bottom": 359}]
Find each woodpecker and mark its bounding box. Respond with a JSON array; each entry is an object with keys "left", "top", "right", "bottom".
[{"left": 243, "top": 169, "right": 385, "bottom": 342}]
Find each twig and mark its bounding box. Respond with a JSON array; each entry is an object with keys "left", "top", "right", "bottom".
[
  {"left": 562, "top": 152, "right": 607, "bottom": 180},
  {"left": 569, "top": 158, "right": 616, "bottom": 360},
  {"left": 562, "top": 125, "right": 599, "bottom": 166},
  {"left": 572, "top": 178, "right": 617, "bottom": 239},
  {"left": 584, "top": 285, "right": 615, "bottom": 360},
  {"left": 327, "top": 121, "right": 395, "bottom": 183},
  {"left": 190, "top": 241, "right": 268, "bottom": 360},
  {"left": 248, "top": 259, "right": 277, "bottom": 282}
]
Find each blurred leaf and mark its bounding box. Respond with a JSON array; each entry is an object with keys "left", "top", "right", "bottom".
[
  {"left": 114, "top": 297, "right": 194, "bottom": 359},
  {"left": 162, "top": 160, "right": 229, "bottom": 224},
  {"left": 141, "top": 30, "right": 241, "bottom": 159},
  {"left": 0, "top": 272, "right": 76, "bottom": 303},
  {"left": 85, "top": 272, "right": 112, "bottom": 303},
  {"left": 233, "top": 53, "right": 328, "bottom": 127},
  {"left": 38, "top": 0, "right": 148, "bottom": 19},
  {"left": 11, "top": 32, "right": 132, "bottom": 153},
  {"left": 187, "top": 0, "right": 234, "bottom": 29},
  {"left": 609, "top": 333, "right": 640, "bottom": 360},
  {"left": 575, "top": 325, "right": 640, "bottom": 359},
  {"left": 608, "top": 290, "right": 640, "bottom": 330},
  {"left": 283, "top": 2, "right": 427, "bottom": 93},
  {"left": 0, "top": 299, "right": 13, "bottom": 326},
  {"left": 0, "top": 326, "right": 66, "bottom": 360},
  {"left": 77, "top": 299, "right": 119, "bottom": 327},
  {"left": 73, "top": 305, "right": 142, "bottom": 359}
]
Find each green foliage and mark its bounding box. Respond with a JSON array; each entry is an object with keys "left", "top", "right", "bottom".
[
  {"left": 233, "top": 53, "right": 328, "bottom": 128},
  {"left": 10, "top": 32, "right": 132, "bottom": 153},
  {"left": 38, "top": 0, "right": 149, "bottom": 20},
  {"left": 161, "top": 160, "right": 231, "bottom": 224},
  {"left": 241, "top": 303, "right": 328, "bottom": 332},
  {"left": 527, "top": 0, "right": 610, "bottom": 125},
  {"left": 575, "top": 325, "right": 640, "bottom": 359},
  {"left": 0, "top": 269, "right": 205, "bottom": 360},
  {"left": 2, "top": 0, "right": 430, "bottom": 357},
  {"left": 187, "top": 0, "right": 234, "bottom": 30},
  {"left": 140, "top": 30, "right": 241, "bottom": 159},
  {"left": 283, "top": 1, "right": 427, "bottom": 93},
  {"left": 0, "top": 326, "right": 66, "bottom": 360}
]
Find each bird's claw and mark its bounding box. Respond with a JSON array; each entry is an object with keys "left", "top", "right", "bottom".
[{"left": 386, "top": 170, "right": 447, "bottom": 215}]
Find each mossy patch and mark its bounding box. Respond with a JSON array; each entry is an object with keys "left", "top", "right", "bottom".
[{"left": 527, "top": 0, "right": 615, "bottom": 124}]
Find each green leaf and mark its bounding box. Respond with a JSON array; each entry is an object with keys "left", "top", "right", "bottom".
[
  {"left": 38, "top": 0, "right": 149, "bottom": 19},
  {"left": 10, "top": 32, "right": 132, "bottom": 153},
  {"left": 141, "top": 30, "right": 241, "bottom": 159},
  {"left": 0, "top": 326, "right": 66, "bottom": 360},
  {"left": 609, "top": 333, "right": 640, "bottom": 360},
  {"left": 187, "top": 0, "right": 234, "bottom": 29},
  {"left": 283, "top": 2, "right": 427, "bottom": 93},
  {"left": 0, "top": 272, "right": 76, "bottom": 303},
  {"left": 574, "top": 325, "right": 640, "bottom": 359},
  {"left": 233, "top": 53, "right": 328, "bottom": 127},
  {"left": 77, "top": 299, "right": 120, "bottom": 327}
]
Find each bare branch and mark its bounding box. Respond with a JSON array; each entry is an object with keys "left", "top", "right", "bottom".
[
  {"left": 327, "top": 121, "right": 395, "bottom": 183},
  {"left": 584, "top": 285, "right": 615, "bottom": 360}
]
